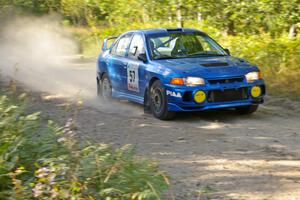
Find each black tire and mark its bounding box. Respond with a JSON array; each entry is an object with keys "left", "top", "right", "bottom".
[
  {"left": 150, "top": 80, "right": 175, "bottom": 120},
  {"left": 235, "top": 104, "right": 259, "bottom": 115},
  {"left": 100, "top": 74, "right": 112, "bottom": 100},
  {"left": 96, "top": 77, "right": 101, "bottom": 97},
  {"left": 143, "top": 88, "right": 151, "bottom": 114}
]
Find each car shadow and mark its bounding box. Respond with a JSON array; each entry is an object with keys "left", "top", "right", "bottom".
[
  {"left": 174, "top": 108, "right": 255, "bottom": 122},
  {"left": 111, "top": 99, "right": 265, "bottom": 123}
]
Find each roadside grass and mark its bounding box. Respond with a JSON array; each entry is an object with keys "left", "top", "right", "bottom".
[
  {"left": 0, "top": 86, "right": 169, "bottom": 199},
  {"left": 73, "top": 22, "right": 300, "bottom": 100}
]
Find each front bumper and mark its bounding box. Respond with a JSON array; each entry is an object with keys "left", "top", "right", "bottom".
[{"left": 165, "top": 79, "right": 265, "bottom": 112}]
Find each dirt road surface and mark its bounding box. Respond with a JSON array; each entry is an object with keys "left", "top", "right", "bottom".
[{"left": 2, "top": 59, "right": 300, "bottom": 200}]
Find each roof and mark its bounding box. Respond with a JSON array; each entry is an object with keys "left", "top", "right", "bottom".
[{"left": 124, "top": 28, "right": 204, "bottom": 36}]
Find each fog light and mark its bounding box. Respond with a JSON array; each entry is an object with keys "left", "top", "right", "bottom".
[
  {"left": 194, "top": 90, "right": 206, "bottom": 103},
  {"left": 251, "top": 86, "right": 261, "bottom": 98}
]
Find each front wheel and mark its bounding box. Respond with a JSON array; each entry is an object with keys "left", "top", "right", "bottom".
[
  {"left": 235, "top": 104, "right": 259, "bottom": 115},
  {"left": 150, "top": 80, "right": 175, "bottom": 120}
]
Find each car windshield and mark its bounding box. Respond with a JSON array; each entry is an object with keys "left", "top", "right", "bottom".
[{"left": 148, "top": 32, "right": 227, "bottom": 60}]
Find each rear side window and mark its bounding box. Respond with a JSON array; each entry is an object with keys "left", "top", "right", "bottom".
[
  {"left": 112, "top": 34, "right": 132, "bottom": 57},
  {"left": 128, "top": 34, "right": 145, "bottom": 59}
]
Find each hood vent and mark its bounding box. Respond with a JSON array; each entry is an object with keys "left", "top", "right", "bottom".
[{"left": 201, "top": 62, "right": 229, "bottom": 67}]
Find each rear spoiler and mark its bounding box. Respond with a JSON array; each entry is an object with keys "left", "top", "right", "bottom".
[{"left": 102, "top": 36, "right": 118, "bottom": 51}]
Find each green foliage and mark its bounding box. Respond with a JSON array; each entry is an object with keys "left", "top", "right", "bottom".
[
  {"left": 0, "top": 0, "right": 60, "bottom": 16},
  {"left": 222, "top": 34, "right": 300, "bottom": 99},
  {"left": 1, "top": 0, "right": 299, "bottom": 36},
  {"left": 0, "top": 93, "right": 168, "bottom": 199}
]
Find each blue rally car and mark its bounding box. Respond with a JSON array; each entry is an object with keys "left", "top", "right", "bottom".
[{"left": 97, "top": 28, "right": 265, "bottom": 120}]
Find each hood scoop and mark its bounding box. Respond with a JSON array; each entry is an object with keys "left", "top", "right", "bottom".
[{"left": 201, "top": 62, "right": 229, "bottom": 67}]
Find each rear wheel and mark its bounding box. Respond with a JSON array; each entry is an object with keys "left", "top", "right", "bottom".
[
  {"left": 97, "top": 77, "right": 101, "bottom": 97},
  {"left": 150, "top": 80, "right": 175, "bottom": 120},
  {"left": 235, "top": 104, "right": 259, "bottom": 115},
  {"left": 100, "top": 74, "right": 112, "bottom": 100}
]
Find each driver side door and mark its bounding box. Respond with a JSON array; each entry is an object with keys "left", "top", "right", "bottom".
[{"left": 126, "top": 33, "right": 147, "bottom": 97}]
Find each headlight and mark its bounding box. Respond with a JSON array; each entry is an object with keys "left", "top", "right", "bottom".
[
  {"left": 245, "top": 71, "right": 262, "bottom": 83},
  {"left": 185, "top": 77, "right": 205, "bottom": 86},
  {"left": 170, "top": 77, "right": 205, "bottom": 86}
]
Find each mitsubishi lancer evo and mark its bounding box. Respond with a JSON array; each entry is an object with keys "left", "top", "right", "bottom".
[{"left": 96, "top": 28, "right": 265, "bottom": 120}]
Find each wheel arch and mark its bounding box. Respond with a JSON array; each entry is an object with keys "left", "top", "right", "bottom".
[
  {"left": 97, "top": 71, "right": 107, "bottom": 82},
  {"left": 143, "top": 76, "right": 160, "bottom": 108}
]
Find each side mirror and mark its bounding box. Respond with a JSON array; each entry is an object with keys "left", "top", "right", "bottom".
[
  {"left": 224, "top": 48, "right": 230, "bottom": 55},
  {"left": 137, "top": 53, "right": 147, "bottom": 62}
]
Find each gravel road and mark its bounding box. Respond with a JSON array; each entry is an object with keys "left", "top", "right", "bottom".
[{"left": 21, "top": 60, "right": 300, "bottom": 200}]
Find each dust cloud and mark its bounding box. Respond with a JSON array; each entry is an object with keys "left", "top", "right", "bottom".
[
  {"left": 0, "top": 15, "right": 81, "bottom": 94},
  {"left": 0, "top": 15, "right": 143, "bottom": 116}
]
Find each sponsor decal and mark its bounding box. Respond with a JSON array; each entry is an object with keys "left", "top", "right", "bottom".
[
  {"left": 127, "top": 63, "right": 139, "bottom": 92},
  {"left": 166, "top": 90, "right": 182, "bottom": 98}
]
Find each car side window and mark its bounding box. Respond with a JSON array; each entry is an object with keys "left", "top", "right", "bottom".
[
  {"left": 112, "top": 34, "right": 132, "bottom": 57},
  {"left": 128, "top": 34, "right": 145, "bottom": 60},
  {"left": 111, "top": 40, "right": 119, "bottom": 54}
]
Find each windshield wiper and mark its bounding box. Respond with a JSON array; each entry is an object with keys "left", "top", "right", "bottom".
[
  {"left": 187, "top": 52, "right": 226, "bottom": 57},
  {"left": 208, "top": 54, "right": 227, "bottom": 56},
  {"left": 154, "top": 55, "right": 176, "bottom": 60}
]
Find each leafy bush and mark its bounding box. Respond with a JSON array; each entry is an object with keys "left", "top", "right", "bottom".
[
  {"left": 0, "top": 93, "right": 168, "bottom": 199},
  {"left": 222, "top": 34, "right": 300, "bottom": 99}
]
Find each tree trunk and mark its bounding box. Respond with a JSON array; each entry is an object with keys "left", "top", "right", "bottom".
[
  {"left": 227, "top": 20, "right": 236, "bottom": 36},
  {"left": 176, "top": 0, "right": 183, "bottom": 28},
  {"left": 288, "top": 24, "right": 297, "bottom": 38},
  {"left": 142, "top": 7, "right": 149, "bottom": 23},
  {"left": 197, "top": 6, "right": 202, "bottom": 22},
  {"left": 168, "top": 6, "right": 172, "bottom": 23}
]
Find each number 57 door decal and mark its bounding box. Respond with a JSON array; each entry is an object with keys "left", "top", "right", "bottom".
[{"left": 127, "top": 63, "right": 139, "bottom": 92}]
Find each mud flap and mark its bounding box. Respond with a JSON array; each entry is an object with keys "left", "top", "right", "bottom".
[{"left": 143, "top": 87, "right": 151, "bottom": 113}]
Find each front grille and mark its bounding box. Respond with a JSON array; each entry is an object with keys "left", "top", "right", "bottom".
[
  {"left": 208, "top": 77, "right": 244, "bottom": 84},
  {"left": 208, "top": 87, "right": 248, "bottom": 103},
  {"left": 182, "top": 91, "right": 193, "bottom": 102}
]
